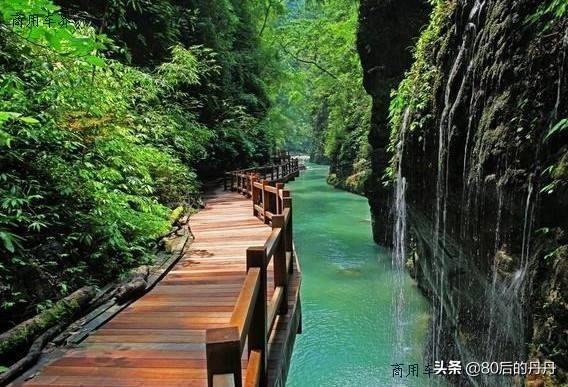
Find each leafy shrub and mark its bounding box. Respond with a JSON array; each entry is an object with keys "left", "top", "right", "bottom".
[{"left": 0, "top": 1, "right": 216, "bottom": 325}]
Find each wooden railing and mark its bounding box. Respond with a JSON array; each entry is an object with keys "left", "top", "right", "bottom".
[
  {"left": 224, "top": 158, "right": 300, "bottom": 193},
  {"left": 206, "top": 159, "right": 300, "bottom": 387}
]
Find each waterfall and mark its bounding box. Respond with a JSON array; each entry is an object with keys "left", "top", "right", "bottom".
[
  {"left": 429, "top": 1, "right": 541, "bottom": 384},
  {"left": 552, "top": 29, "right": 568, "bottom": 124},
  {"left": 384, "top": 0, "right": 567, "bottom": 385},
  {"left": 392, "top": 108, "right": 410, "bottom": 360},
  {"left": 432, "top": 17, "right": 475, "bottom": 363}
]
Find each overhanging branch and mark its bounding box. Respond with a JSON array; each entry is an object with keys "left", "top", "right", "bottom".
[{"left": 279, "top": 41, "right": 338, "bottom": 80}]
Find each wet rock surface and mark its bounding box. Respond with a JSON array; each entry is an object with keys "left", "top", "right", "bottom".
[{"left": 359, "top": 0, "right": 567, "bottom": 384}]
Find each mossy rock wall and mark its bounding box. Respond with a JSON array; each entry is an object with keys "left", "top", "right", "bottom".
[{"left": 367, "top": 0, "right": 567, "bottom": 383}]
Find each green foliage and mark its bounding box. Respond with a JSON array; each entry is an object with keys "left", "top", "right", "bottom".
[
  {"left": 0, "top": 0, "right": 370, "bottom": 328},
  {"left": 52, "top": 0, "right": 284, "bottom": 172},
  {"left": 385, "top": 0, "right": 454, "bottom": 183},
  {"left": 0, "top": 1, "right": 226, "bottom": 323},
  {"left": 259, "top": 0, "right": 370, "bottom": 174},
  {"left": 0, "top": 0, "right": 108, "bottom": 62},
  {"left": 541, "top": 118, "right": 568, "bottom": 195},
  {"left": 544, "top": 118, "right": 568, "bottom": 142},
  {"left": 528, "top": 0, "right": 567, "bottom": 25},
  {"left": 55, "top": 0, "right": 188, "bottom": 65}
]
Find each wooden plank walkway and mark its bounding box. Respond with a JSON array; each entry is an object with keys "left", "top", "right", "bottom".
[{"left": 14, "top": 188, "right": 301, "bottom": 387}]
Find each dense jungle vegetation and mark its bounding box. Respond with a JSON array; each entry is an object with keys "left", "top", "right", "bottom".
[
  {"left": 1, "top": 0, "right": 567, "bottom": 384},
  {"left": 0, "top": 0, "right": 369, "bottom": 331}
]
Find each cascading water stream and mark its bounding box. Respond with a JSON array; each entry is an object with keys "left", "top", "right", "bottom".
[
  {"left": 392, "top": 108, "right": 411, "bottom": 360},
  {"left": 552, "top": 29, "right": 568, "bottom": 124},
  {"left": 428, "top": 1, "right": 544, "bottom": 384},
  {"left": 433, "top": 19, "right": 473, "bottom": 363}
]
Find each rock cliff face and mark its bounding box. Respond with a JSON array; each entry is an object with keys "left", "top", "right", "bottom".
[
  {"left": 359, "top": 0, "right": 567, "bottom": 385},
  {"left": 357, "top": 0, "right": 431, "bottom": 241}
]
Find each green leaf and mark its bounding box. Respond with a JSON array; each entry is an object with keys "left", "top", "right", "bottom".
[
  {"left": 544, "top": 118, "right": 568, "bottom": 142},
  {"left": 0, "top": 111, "right": 21, "bottom": 126},
  {"left": 0, "top": 129, "right": 12, "bottom": 147},
  {"left": 44, "top": 30, "right": 62, "bottom": 50},
  {"left": 0, "top": 231, "right": 18, "bottom": 253},
  {"left": 19, "top": 116, "right": 39, "bottom": 124},
  {"left": 85, "top": 55, "right": 106, "bottom": 67}
]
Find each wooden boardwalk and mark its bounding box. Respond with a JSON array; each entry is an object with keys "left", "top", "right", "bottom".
[{"left": 14, "top": 174, "right": 301, "bottom": 387}]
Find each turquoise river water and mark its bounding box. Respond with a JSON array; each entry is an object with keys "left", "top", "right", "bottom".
[{"left": 286, "top": 164, "right": 431, "bottom": 387}]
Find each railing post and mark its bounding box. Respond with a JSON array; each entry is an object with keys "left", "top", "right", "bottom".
[
  {"left": 231, "top": 173, "right": 235, "bottom": 191},
  {"left": 275, "top": 183, "right": 284, "bottom": 215},
  {"left": 247, "top": 174, "right": 251, "bottom": 196},
  {"left": 272, "top": 215, "right": 288, "bottom": 315},
  {"left": 262, "top": 180, "right": 269, "bottom": 224},
  {"left": 206, "top": 326, "right": 242, "bottom": 387},
  {"left": 251, "top": 176, "right": 258, "bottom": 217},
  {"left": 271, "top": 166, "right": 274, "bottom": 181},
  {"left": 247, "top": 174, "right": 252, "bottom": 198},
  {"left": 283, "top": 190, "right": 293, "bottom": 274},
  {"left": 246, "top": 247, "right": 267, "bottom": 387}
]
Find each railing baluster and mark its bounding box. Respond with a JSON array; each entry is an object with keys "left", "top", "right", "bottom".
[
  {"left": 275, "top": 183, "right": 284, "bottom": 215},
  {"left": 247, "top": 175, "right": 252, "bottom": 198},
  {"left": 283, "top": 190, "right": 294, "bottom": 274},
  {"left": 272, "top": 215, "right": 288, "bottom": 315},
  {"left": 251, "top": 176, "right": 258, "bottom": 217},
  {"left": 262, "top": 181, "right": 269, "bottom": 224},
  {"left": 246, "top": 247, "right": 267, "bottom": 387}
]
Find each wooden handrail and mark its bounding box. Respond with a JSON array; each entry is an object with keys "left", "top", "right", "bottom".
[
  {"left": 230, "top": 268, "right": 261, "bottom": 352},
  {"left": 263, "top": 185, "right": 278, "bottom": 194},
  {"left": 245, "top": 350, "right": 262, "bottom": 387},
  {"left": 264, "top": 228, "right": 281, "bottom": 261},
  {"left": 207, "top": 158, "right": 300, "bottom": 387},
  {"left": 267, "top": 286, "right": 284, "bottom": 334},
  {"left": 224, "top": 158, "right": 300, "bottom": 198}
]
